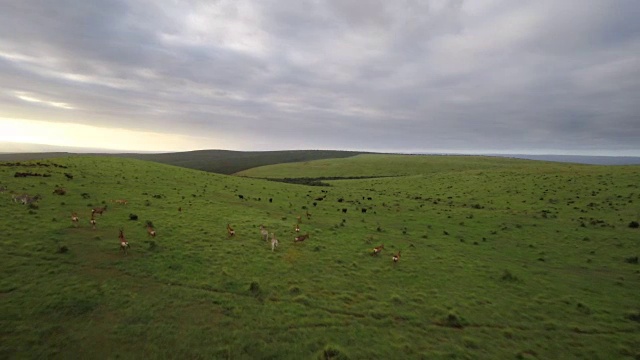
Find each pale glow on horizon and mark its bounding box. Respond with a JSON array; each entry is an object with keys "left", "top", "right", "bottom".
[{"left": 0, "top": 117, "right": 222, "bottom": 152}]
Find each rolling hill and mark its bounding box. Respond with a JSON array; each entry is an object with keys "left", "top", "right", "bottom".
[{"left": 1, "top": 154, "right": 639, "bottom": 359}]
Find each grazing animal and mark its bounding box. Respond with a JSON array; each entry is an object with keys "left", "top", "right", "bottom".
[
  {"left": 294, "top": 224, "right": 300, "bottom": 233},
  {"left": 147, "top": 225, "right": 156, "bottom": 238},
  {"left": 21, "top": 194, "right": 41, "bottom": 205},
  {"left": 372, "top": 244, "right": 385, "bottom": 256},
  {"left": 71, "top": 212, "right": 79, "bottom": 227},
  {"left": 270, "top": 233, "right": 279, "bottom": 251},
  {"left": 392, "top": 251, "right": 401, "bottom": 263},
  {"left": 92, "top": 205, "right": 107, "bottom": 216},
  {"left": 306, "top": 210, "right": 311, "bottom": 220},
  {"left": 227, "top": 223, "right": 235, "bottom": 237},
  {"left": 114, "top": 199, "right": 128, "bottom": 205},
  {"left": 260, "top": 225, "right": 269, "bottom": 241},
  {"left": 119, "top": 229, "right": 130, "bottom": 255},
  {"left": 90, "top": 214, "right": 96, "bottom": 230},
  {"left": 294, "top": 233, "right": 309, "bottom": 242},
  {"left": 12, "top": 194, "right": 26, "bottom": 203}
]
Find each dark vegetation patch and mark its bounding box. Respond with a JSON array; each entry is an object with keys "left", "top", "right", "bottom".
[{"left": 262, "top": 175, "right": 398, "bottom": 187}]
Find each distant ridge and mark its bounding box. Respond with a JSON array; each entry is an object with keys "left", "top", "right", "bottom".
[{"left": 487, "top": 154, "right": 640, "bottom": 165}]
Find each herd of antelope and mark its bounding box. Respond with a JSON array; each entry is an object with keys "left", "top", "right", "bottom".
[{"left": 7, "top": 187, "right": 402, "bottom": 262}]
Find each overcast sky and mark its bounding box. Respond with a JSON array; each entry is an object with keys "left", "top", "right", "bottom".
[{"left": 1, "top": 0, "right": 639, "bottom": 154}]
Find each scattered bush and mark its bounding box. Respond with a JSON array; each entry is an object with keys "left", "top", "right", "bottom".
[
  {"left": 624, "top": 256, "right": 638, "bottom": 264},
  {"left": 129, "top": 214, "right": 139, "bottom": 221},
  {"left": 501, "top": 270, "right": 520, "bottom": 282},
  {"left": 57, "top": 245, "right": 69, "bottom": 254},
  {"left": 317, "top": 344, "right": 349, "bottom": 360},
  {"left": 629, "top": 221, "right": 639, "bottom": 228}
]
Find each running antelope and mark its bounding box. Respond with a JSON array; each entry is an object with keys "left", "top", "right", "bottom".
[
  {"left": 372, "top": 244, "right": 384, "bottom": 256},
  {"left": 92, "top": 205, "right": 107, "bottom": 216},
  {"left": 119, "top": 229, "right": 130, "bottom": 255},
  {"left": 294, "top": 233, "right": 309, "bottom": 242},
  {"left": 147, "top": 225, "right": 156, "bottom": 238},
  {"left": 259, "top": 225, "right": 269, "bottom": 241},
  {"left": 71, "top": 212, "right": 79, "bottom": 227},
  {"left": 270, "top": 233, "right": 279, "bottom": 251},
  {"left": 392, "top": 251, "right": 401, "bottom": 263},
  {"left": 227, "top": 223, "right": 235, "bottom": 237}
]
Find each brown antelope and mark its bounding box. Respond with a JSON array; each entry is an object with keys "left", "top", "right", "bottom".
[
  {"left": 147, "top": 225, "right": 156, "bottom": 238},
  {"left": 92, "top": 205, "right": 107, "bottom": 216},
  {"left": 227, "top": 223, "right": 235, "bottom": 237},
  {"left": 372, "top": 244, "right": 384, "bottom": 256},
  {"left": 259, "top": 225, "right": 269, "bottom": 241},
  {"left": 90, "top": 214, "right": 97, "bottom": 230},
  {"left": 294, "top": 233, "right": 309, "bottom": 242},
  {"left": 294, "top": 224, "right": 300, "bottom": 233},
  {"left": 119, "top": 229, "right": 130, "bottom": 255},
  {"left": 71, "top": 212, "right": 79, "bottom": 227},
  {"left": 270, "top": 233, "right": 279, "bottom": 252},
  {"left": 392, "top": 251, "right": 401, "bottom": 263}
]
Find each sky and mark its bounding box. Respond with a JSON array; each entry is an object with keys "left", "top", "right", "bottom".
[{"left": 0, "top": 0, "right": 639, "bottom": 155}]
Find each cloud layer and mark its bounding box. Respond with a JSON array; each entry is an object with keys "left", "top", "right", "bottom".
[{"left": 1, "top": 0, "right": 639, "bottom": 153}]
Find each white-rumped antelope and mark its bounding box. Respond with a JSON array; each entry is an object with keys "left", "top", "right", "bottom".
[
  {"left": 372, "top": 244, "right": 384, "bottom": 256},
  {"left": 119, "top": 229, "right": 130, "bottom": 255},
  {"left": 71, "top": 212, "right": 79, "bottom": 227},
  {"left": 294, "top": 233, "right": 309, "bottom": 243},
  {"left": 227, "top": 223, "right": 235, "bottom": 237}
]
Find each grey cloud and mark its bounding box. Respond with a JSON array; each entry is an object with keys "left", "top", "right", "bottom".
[{"left": 0, "top": 0, "right": 639, "bottom": 154}]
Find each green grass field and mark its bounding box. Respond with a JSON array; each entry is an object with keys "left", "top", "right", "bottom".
[{"left": 1, "top": 155, "right": 639, "bottom": 359}]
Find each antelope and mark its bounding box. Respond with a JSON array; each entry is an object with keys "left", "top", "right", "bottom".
[
  {"left": 92, "top": 205, "right": 107, "bottom": 216},
  {"left": 71, "top": 212, "right": 79, "bottom": 227},
  {"left": 12, "top": 194, "right": 26, "bottom": 203},
  {"left": 294, "top": 233, "right": 309, "bottom": 242},
  {"left": 119, "top": 229, "right": 130, "bottom": 255},
  {"left": 90, "top": 214, "right": 96, "bottom": 230},
  {"left": 372, "top": 244, "right": 384, "bottom": 256},
  {"left": 294, "top": 224, "right": 300, "bottom": 233},
  {"left": 114, "top": 199, "right": 128, "bottom": 205},
  {"left": 259, "top": 225, "right": 269, "bottom": 241},
  {"left": 296, "top": 215, "right": 302, "bottom": 224},
  {"left": 147, "top": 225, "right": 156, "bottom": 238},
  {"left": 392, "top": 251, "right": 401, "bottom": 263},
  {"left": 306, "top": 210, "right": 311, "bottom": 220},
  {"left": 227, "top": 223, "right": 235, "bottom": 237},
  {"left": 270, "top": 233, "right": 279, "bottom": 251}
]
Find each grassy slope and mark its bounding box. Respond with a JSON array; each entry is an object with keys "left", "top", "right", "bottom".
[
  {"left": 120, "top": 150, "right": 368, "bottom": 175},
  {"left": 0, "top": 150, "right": 367, "bottom": 174},
  {"left": 1, "top": 155, "right": 639, "bottom": 359}
]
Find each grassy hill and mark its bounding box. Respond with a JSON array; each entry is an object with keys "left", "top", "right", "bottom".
[
  {"left": 1, "top": 155, "right": 639, "bottom": 359},
  {"left": 0, "top": 150, "right": 368, "bottom": 175}
]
